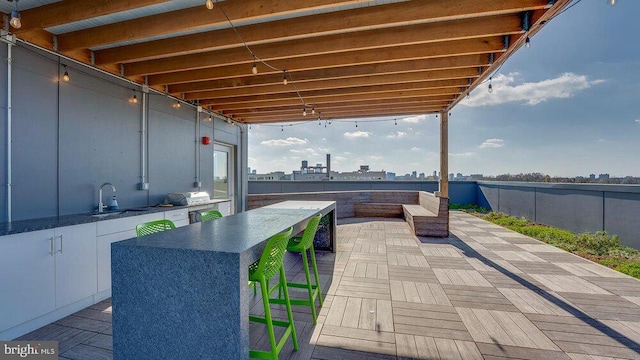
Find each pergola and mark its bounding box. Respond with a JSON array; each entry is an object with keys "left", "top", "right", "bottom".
[{"left": 3, "top": 0, "right": 570, "bottom": 197}]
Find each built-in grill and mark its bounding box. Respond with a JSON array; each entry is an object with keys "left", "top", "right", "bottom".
[{"left": 163, "top": 192, "right": 211, "bottom": 206}]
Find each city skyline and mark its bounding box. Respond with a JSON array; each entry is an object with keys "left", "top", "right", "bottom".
[{"left": 248, "top": 1, "right": 640, "bottom": 177}]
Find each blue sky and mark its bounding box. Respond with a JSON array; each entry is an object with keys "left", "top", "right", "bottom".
[{"left": 248, "top": 1, "right": 640, "bottom": 177}]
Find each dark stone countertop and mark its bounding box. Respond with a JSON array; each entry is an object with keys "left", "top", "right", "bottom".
[{"left": 0, "top": 199, "right": 230, "bottom": 236}]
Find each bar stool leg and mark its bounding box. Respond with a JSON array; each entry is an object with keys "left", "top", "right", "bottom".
[
  {"left": 308, "top": 244, "right": 323, "bottom": 306},
  {"left": 280, "top": 266, "right": 299, "bottom": 350},
  {"left": 260, "top": 277, "right": 278, "bottom": 360},
  {"left": 301, "top": 251, "right": 318, "bottom": 324}
]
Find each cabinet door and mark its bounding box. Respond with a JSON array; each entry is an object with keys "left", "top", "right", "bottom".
[
  {"left": 218, "top": 201, "right": 231, "bottom": 216},
  {"left": 164, "top": 209, "right": 189, "bottom": 227},
  {"left": 54, "top": 223, "right": 97, "bottom": 308},
  {"left": 0, "top": 230, "right": 56, "bottom": 333},
  {"left": 96, "top": 230, "right": 135, "bottom": 293}
]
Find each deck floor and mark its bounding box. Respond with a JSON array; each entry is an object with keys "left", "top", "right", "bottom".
[{"left": 16, "top": 212, "right": 640, "bottom": 359}]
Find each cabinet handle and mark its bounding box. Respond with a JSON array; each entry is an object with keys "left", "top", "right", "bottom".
[
  {"left": 56, "top": 234, "right": 63, "bottom": 254},
  {"left": 49, "top": 237, "right": 55, "bottom": 255}
]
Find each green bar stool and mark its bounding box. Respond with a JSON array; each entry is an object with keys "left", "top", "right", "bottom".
[
  {"left": 248, "top": 227, "right": 298, "bottom": 359},
  {"left": 200, "top": 210, "right": 223, "bottom": 222},
  {"left": 272, "top": 214, "right": 324, "bottom": 324},
  {"left": 135, "top": 219, "right": 176, "bottom": 237}
]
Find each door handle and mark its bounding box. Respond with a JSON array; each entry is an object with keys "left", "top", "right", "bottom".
[
  {"left": 56, "top": 234, "right": 63, "bottom": 254},
  {"left": 49, "top": 237, "right": 55, "bottom": 255}
]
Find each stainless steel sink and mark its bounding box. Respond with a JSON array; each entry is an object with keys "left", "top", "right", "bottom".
[{"left": 91, "top": 208, "right": 148, "bottom": 218}]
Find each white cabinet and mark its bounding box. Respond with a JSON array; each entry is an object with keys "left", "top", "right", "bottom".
[
  {"left": 53, "top": 223, "right": 97, "bottom": 308},
  {"left": 0, "top": 229, "right": 56, "bottom": 332},
  {"left": 164, "top": 208, "right": 189, "bottom": 227},
  {"left": 96, "top": 212, "right": 164, "bottom": 294}
]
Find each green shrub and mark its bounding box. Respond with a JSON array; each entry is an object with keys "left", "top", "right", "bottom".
[
  {"left": 477, "top": 212, "right": 640, "bottom": 279},
  {"left": 449, "top": 203, "right": 490, "bottom": 213}
]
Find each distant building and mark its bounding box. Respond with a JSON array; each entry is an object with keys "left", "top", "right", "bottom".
[
  {"left": 598, "top": 173, "right": 610, "bottom": 182},
  {"left": 419, "top": 172, "right": 425, "bottom": 180},
  {"left": 448, "top": 173, "right": 454, "bottom": 181},
  {"left": 292, "top": 154, "right": 331, "bottom": 180},
  {"left": 249, "top": 171, "right": 286, "bottom": 181},
  {"left": 411, "top": 171, "right": 417, "bottom": 179},
  {"left": 589, "top": 174, "right": 596, "bottom": 181},
  {"left": 386, "top": 172, "right": 396, "bottom": 180},
  {"left": 331, "top": 165, "right": 386, "bottom": 181}
]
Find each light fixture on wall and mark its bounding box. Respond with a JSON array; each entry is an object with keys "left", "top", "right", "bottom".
[
  {"left": 205, "top": 0, "right": 215, "bottom": 10},
  {"left": 129, "top": 89, "right": 138, "bottom": 104},
  {"left": 62, "top": 64, "right": 70, "bottom": 82},
  {"left": 10, "top": 0, "right": 21, "bottom": 29},
  {"left": 172, "top": 101, "right": 181, "bottom": 109}
]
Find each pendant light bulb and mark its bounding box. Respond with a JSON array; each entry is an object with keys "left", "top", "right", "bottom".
[
  {"left": 525, "top": 37, "right": 531, "bottom": 48},
  {"left": 488, "top": 77, "right": 493, "bottom": 93},
  {"left": 311, "top": 107, "right": 315, "bottom": 115},
  {"left": 205, "top": 0, "right": 215, "bottom": 10},
  {"left": 281, "top": 125, "right": 284, "bottom": 132},
  {"left": 62, "top": 65, "right": 70, "bottom": 82},
  {"left": 10, "top": 1, "right": 21, "bottom": 29},
  {"left": 355, "top": 121, "right": 358, "bottom": 128},
  {"left": 466, "top": 93, "right": 470, "bottom": 99},
  {"left": 283, "top": 71, "right": 288, "bottom": 85},
  {"left": 394, "top": 119, "right": 397, "bottom": 126},
  {"left": 303, "top": 108, "right": 307, "bottom": 116},
  {"left": 172, "top": 101, "right": 181, "bottom": 108},
  {"left": 251, "top": 61, "right": 258, "bottom": 75}
]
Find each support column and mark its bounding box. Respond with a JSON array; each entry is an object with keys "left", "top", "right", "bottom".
[{"left": 439, "top": 111, "right": 449, "bottom": 198}]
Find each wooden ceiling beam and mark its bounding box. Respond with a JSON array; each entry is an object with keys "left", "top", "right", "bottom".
[
  {"left": 203, "top": 88, "right": 460, "bottom": 108},
  {"left": 200, "top": 80, "right": 467, "bottom": 106},
  {"left": 56, "top": 0, "right": 367, "bottom": 52},
  {"left": 148, "top": 37, "right": 504, "bottom": 85},
  {"left": 165, "top": 55, "right": 489, "bottom": 91},
  {"left": 182, "top": 69, "right": 478, "bottom": 100},
  {"left": 213, "top": 95, "right": 455, "bottom": 112},
  {"left": 230, "top": 102, "right": 450, "bottom": 118},
  {"left": 170, "top": 56, "right": 487, "bottom": 94},
  {"left": 124, "top": 16, "right": 519, "bottom": 76},
  {"left": 94, "top": 0, "right": 548, "bottom": 65},
  {"left": 13, "top": 0, "right": 169, "bottom": 34},
  {"left": 223, "top": 97, "right": 452, "bottom": 115},
  {"left": 239, "top": 108, "right": 445, "bottom": 123}
]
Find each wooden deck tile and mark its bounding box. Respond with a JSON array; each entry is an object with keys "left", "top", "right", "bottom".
[
  {"left": 498, "top": 288, "right": 571, "bottom": 316},
  {"left": 531, "top": 274, "right": 611, "bottom": 294},
  {"left": 433, "top": 269, "right": 492, "bottom": 287}
]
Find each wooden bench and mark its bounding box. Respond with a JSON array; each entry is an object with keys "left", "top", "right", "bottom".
[
  {"left": 354, "top": 203, "right": 403, "bottom": 218},
  {"left": 402, "top": 192, "right": 449, "bottom": 237}
]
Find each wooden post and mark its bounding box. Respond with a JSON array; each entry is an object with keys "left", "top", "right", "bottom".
[{"left": 439, "top": 111, "right": 449, "bottom": 198}]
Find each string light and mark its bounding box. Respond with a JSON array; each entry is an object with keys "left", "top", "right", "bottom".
[
  {"left": 205, "top": 0, "right": 215, "bottom": 10},
  {"left": 302, "top": 108, "right": 307, "bottom": 116},
  {"left": 355, "top": 121, "right": 358, "bottom": 128},
  {"left": 129, "top": 89, "right": 138, "bottom": 104},
  {"left": 488, "top": 77, "right": 493, "bottom": 93},
  {"left": 251, "top": 56, "right": 258, "bottom": 75},
  {"left": 62, "top": 64, "right": 70, "bottom": 82},
  {"left": 311, "top": 106, "right": 315, "bottom": 115},
  {"left": 282, "top": 71, "right": 288, "bottom": 85},
  {"left": 525, "top": 36, "right": 531, "bottom": 48},
  {"left": 281, "top": 125, "right": 284, "bottom": 132},
  {"left": 172, "top": 101, "right": 181, "bottom": 108},
  {"left": 466, "top": 93, "right": 470, "bottom": 99},
  {"left": 10, "top": 0, "right": 21, "bottom": 29},
  {"left": 394, "top": 119, "right": 397, "bottom": 126}
]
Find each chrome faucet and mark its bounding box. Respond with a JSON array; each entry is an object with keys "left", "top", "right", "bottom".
[{"left": 98, "top": 182, "right": 116, "bottom": 213}]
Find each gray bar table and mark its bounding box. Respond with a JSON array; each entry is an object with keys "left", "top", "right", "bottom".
[{"left": 111, "top": 200, "right": 336, "bottom": 359}]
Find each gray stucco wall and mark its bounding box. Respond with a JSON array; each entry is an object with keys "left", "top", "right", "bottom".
[{"left": 1, "top": 43, "right": 241, "bottom": 222}]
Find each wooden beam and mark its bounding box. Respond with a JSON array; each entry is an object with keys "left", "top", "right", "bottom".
[
  {"left": 214, "top": 95, "right": 455, "bottom": 112},
  {"left": 14, "top": 0, "right": 169, "bottom": 34},
  {"left": 240, "top": 108, "right": 444, "bottom": 123},
  {"left": 56, "top": 0, "right": 367, "bottom": 52},
  {"left": 93, "top": 0, "right": 548, "bottom": 64},
  {"left": 198, "top": 80, "right": 466, "bottom": 106},
  {"left": 182, "top": 70, "right": 478, "bottom": 100},
  {"left": 148, "top": 37, "right": 505, "bottom": 85},
  {"left": 124, "top": 17, "right": 519, "bottom": 76},
  {"left": 166, "top": 55, "right": 489, "bottom": 91},
  {"left": 203, "top": 88, "right": 460, "bottom": 108},
  {"left": 439, "top": 111, "right": 449, "bottom": 198}
]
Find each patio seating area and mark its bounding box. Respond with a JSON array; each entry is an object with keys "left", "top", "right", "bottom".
[{"left": 16, "top": 211, "right": 640, "bottom": 359}]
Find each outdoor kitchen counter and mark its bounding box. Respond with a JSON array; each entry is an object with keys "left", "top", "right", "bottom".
[
  {"left": 111, "top": 200, "right": 337, "bottom": 360},
  {"left": 0, "top": 199, "right": 231, "bottom": 236}
]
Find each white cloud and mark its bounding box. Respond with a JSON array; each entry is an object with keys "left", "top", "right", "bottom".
[
  {"left": 410, "top": 147, "right": 423, "bottom": 152},
  {"left": 387, "top": 131, "right": 407, "bottom": 139},
  {"left": 344, "top": 131, "right": 372, "bottom": 139},
  {"left": 402, "top": 115, "right": 426, "bottom": 123},
  {"left": 462, "top": 72, "right": 603, "bottom": 107},
  {"left": 333, "top": 156, "right": 347, "bottom": 162},
  {"left": 369, "top": 156, "right": 383, "bottom": 161},
  {"left": 451, "top": 152, "right": 476, "bottom": 157},
  {"left": 260, "top": 137, "right": 308, "bottom": 146},
  {"left": 479, "top": 139, "right": 505, "bottom": 149},
  {"left": 635, "top": 119, "right": 640, "bottom": 124},
  {"left": 290, "top": 148, "right": 318, "bottom": 156}
]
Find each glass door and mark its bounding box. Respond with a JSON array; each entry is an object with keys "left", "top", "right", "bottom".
[{"left": 213, "top": 143, "right": 234, "bottom": 214}]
